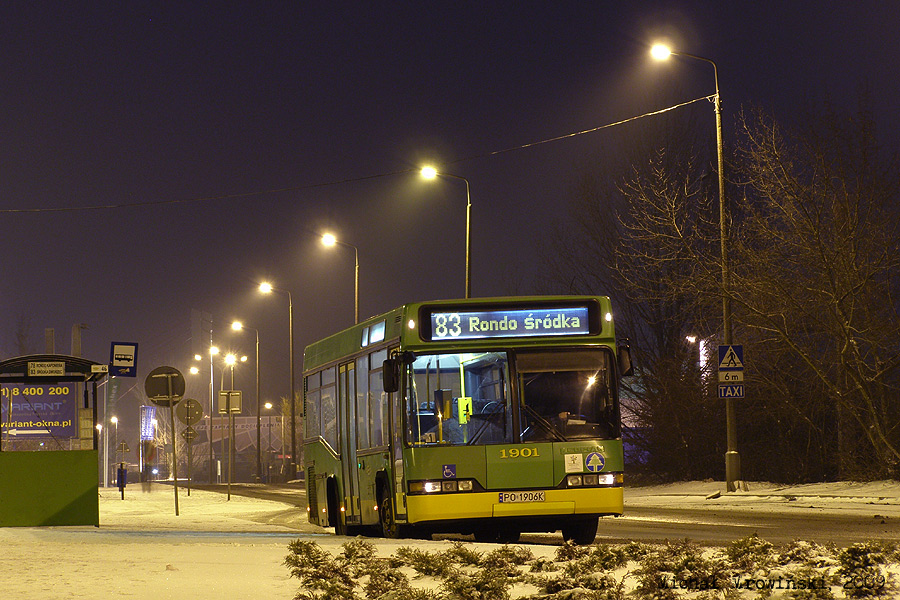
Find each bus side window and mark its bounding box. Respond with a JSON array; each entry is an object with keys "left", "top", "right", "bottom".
[
  {"left": 320, "top": 367, "right": 337, "bottom": 450},
  {"left": 306, "top": 387, "right": 320, "bottom": 438},
  {"left": 356, "top": 357, "right": 370, "bottom": 449},
  {"left": 369, "top": 349, "right": 387, "bottom": 447}
]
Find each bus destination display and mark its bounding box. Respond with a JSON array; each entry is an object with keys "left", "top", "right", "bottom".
[{"left": 428, "top": 306, "right": 591, "bottom": 340}]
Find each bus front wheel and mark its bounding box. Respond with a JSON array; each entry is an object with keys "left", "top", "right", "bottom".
[
  {"left": 561, "top": 517, "right": 598, "bottom": 545},
  {"left": 379, "top": 493, "right": 402, "bottom": 538}
]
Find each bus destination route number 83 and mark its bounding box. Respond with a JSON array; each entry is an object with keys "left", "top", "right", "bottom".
[{"left": 302, "top": 295, "right": 633, "bottom": 545}]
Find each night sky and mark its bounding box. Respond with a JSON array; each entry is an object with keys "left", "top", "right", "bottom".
[{"left": 2, "top": 2, "right": 898, "bottom": 439}]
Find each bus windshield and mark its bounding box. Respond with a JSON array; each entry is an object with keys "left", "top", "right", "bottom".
[
  {"left": 517, "top": 349, "right": 617, "bottom": 442},
  {"left": 404, "top": 348, "right": 617, "bottom": 446}
]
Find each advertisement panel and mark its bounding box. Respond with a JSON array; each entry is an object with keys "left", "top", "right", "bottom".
[{"left": 0, "top": 383, "right": 78, "bottom": 438}]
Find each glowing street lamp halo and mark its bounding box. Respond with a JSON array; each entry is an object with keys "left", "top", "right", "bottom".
[
  {"left": 420, "top": 165, "right": 438, "bottom": 179},
  {"left": 321, "top": 232, "right": 337, "bottom": 247},
  {"left": 650, "top": 43, "right": 673, "bottom": 60}
]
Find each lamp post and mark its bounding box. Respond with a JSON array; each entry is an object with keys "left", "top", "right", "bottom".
[
  {"left": 264, "top": 401, "right": 273, "bottom": 482},
  {"left": 259, "top": 282, "right": 296, "bottom": 479},
  {"left": 208, "top": 345, "right": 221, "bottom": 483},
  {"left": 420, "top": 166, "right": 472, "bottom": 298},
  {"left": 111, "top": 416, "right": 119, "bottom": 483},
  {"left": 652, "top": 43, "right": 739, "bottom": 490},
  {"left": 321, "top": 233, "right": 360, "bottom": 324},
  {"left": 232, "top": 321, "right": 262, "bottom": 482},
  {"left": 96, "top": 423, "right": 104, "bottom": 485},
  {"left": 218, "top": 352, "right": 239, "bottom": 500}
]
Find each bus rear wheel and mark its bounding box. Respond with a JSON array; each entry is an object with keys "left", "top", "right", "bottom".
[
  {"left": 561, "top": 517, "right": 598, "bottom": 545},
  {"left": 327, "top": 479, "right": 347, "bottom": 536}
]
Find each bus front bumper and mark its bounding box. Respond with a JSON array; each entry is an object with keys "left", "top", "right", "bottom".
[{"left": 405, "top": 485, "right": 623, "bottom": 524}]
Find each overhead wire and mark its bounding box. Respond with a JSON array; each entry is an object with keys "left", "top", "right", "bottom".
[{"left": 0, "top": 95, "right": 714, "bottom": 215}]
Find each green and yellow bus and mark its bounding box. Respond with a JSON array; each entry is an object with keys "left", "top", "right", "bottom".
[{"left": 302, "top": 295, "right": 632, "bottom": 544}]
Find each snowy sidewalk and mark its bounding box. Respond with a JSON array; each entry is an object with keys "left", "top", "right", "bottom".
[{"left": 625, "top": 480, "right": 900, "bottom": 517}]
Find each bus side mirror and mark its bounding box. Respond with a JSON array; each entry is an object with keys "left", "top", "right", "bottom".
[
  {"left": 383, "top": 358, "right": 400, "bottom": 393},
  {"left": 617, "top": 341, "right": 634, "bottom": 377}
]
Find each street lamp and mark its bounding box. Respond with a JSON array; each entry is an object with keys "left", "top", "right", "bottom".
[
  {"left": 110, "top": 416, "right": 119, "bottom": 471},
  {"left": 321, "top": 233, "right": 360, "bottom": 324},
  {"left": 421, "top": 166, "right": 472, "bottom": 298},
  {"left": 232, "top": 320, "right": 262, "bottom": 482},
  {"left": 259, "top": 282, "right": 296, "bottom": 479},
  {"left": 194, "top": 344, "right": 220, "bottom": 483},
  {"left": 96, "top": 423, "right": 104, "bottom": 485},
  {"left": 219, "top": 352, "right": 240, "bottom": 500},
  {"left": 652, "top": 43, "right": 739, "bottom": 490},
  {"left": 263, "top": 401, "right": 274, "bottom": 482}
]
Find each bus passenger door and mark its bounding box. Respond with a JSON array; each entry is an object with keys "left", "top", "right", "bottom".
[
  {"left": 338, "top": 362, "right": 359, "bottom": 525},
  {"left": 390, "top": 349, "right": 406, "bottom": 521}
]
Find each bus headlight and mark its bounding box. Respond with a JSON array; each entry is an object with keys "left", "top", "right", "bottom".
[
  {"left": 599, "top": 473, "right": 617, "bottom": 486},
  {"left": 564, "top": 472, "right": 621, "bottom": 488},
  {"left": 409, "top": 479, "right": 477, "bottom": 494}
]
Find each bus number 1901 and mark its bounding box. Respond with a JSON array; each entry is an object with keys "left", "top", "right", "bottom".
[{"left": 499, "top": 448, "right": 540, "bottom": 459}]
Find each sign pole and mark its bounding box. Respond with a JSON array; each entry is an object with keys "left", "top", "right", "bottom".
[
  {"left": 167, "top": 374, "right": 179, "bottom": 517},
  {"left": 146, "top": 367, "right": 185, "bottom": 516}
]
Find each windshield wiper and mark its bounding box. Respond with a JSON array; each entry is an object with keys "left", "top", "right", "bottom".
[{"left": 520, "top": 403, "right": 567, "bottom": 442}]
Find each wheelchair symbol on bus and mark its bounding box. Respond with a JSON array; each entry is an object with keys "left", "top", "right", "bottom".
[{"left": 443, "top": 464, "right": 456, "bottom": 478}]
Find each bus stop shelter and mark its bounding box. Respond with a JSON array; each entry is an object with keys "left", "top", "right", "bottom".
[{"left": 0, "top": 354, "right": 107, "bottom": 526}]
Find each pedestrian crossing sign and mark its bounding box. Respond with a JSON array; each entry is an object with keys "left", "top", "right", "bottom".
[{"left": 718, "top": 345, "right": 743, "bottom": 371}]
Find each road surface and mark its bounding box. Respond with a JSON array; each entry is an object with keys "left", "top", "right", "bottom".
[{"left": 193, "top": 482, "right": 899, "bottom": 546}]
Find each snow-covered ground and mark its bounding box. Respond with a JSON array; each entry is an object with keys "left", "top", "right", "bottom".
[
  {"left": 626, "top": 479, "right": 900, "bottom": 515},
  {"left": 2, "top": 481, "right": 898, "bottom": 600}
]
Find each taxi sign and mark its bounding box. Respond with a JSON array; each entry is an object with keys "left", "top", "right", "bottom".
[{"left": 718, "top": 345, "right": 744, "bottom": 399}]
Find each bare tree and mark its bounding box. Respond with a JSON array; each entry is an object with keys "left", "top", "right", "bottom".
[
  {"left": 731, "top": 104, "right": 900, "bottom": 478},
  {"left": 549, "top": 96, "right": 900, "bottom": 481}
]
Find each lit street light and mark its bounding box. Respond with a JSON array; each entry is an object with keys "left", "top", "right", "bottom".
[
  {"left": 421, "top": 166, "right": 472, "bottom": 298},
  {"left": 652, "top": 43, "right": 739, "bottom": 490},
  {"left": 111, "top": 416, "right": 119, "bottom": 472},
  {"left": 219, "top": 352, "right": 240, "bottom": 500},
  {"left": 321, "top": 233, "right": 360, "bottom": 324},
  {"left": 259, "top": 282, "right": 296, "bottom": 480},
  {"left": 264, "top": 401, "right": 274, "bottom": 482},
  {"left": 96, "top": 423, "right": 104, "bottom": 486},
  {"left": 232, "top": 320, "right": 262, "bottom": 482},
  {"left": 193, "top": 343, "right": 220, "bottom": 483}
]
